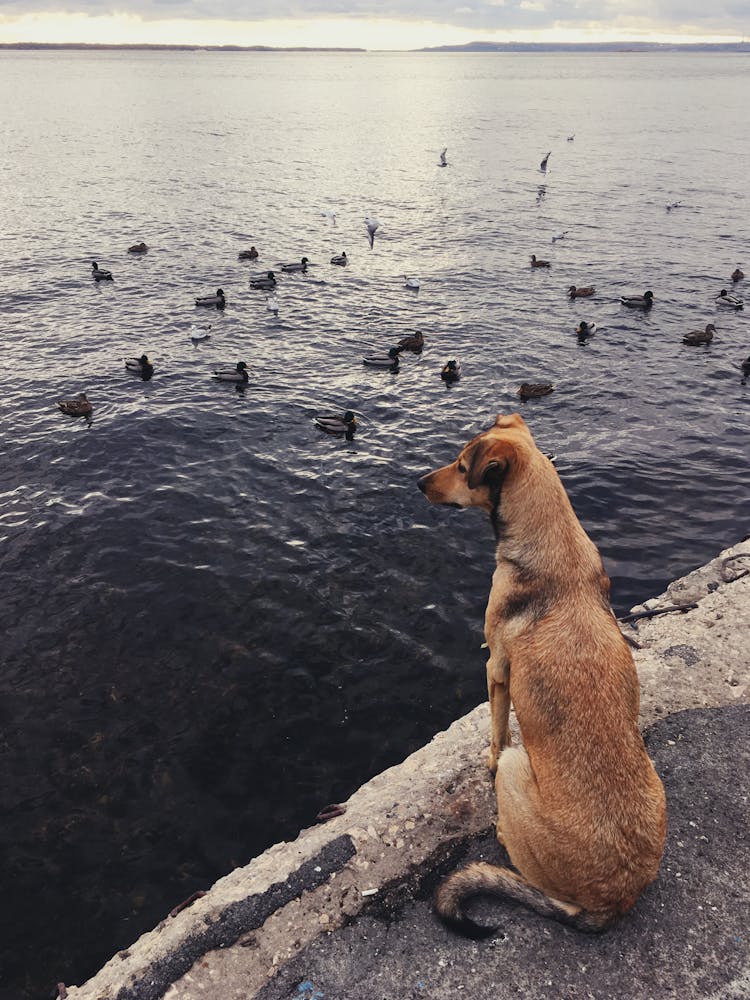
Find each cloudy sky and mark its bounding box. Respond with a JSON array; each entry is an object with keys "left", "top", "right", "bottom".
[{"left": 1, "top": 0, "right": 748, "bottom": 48}]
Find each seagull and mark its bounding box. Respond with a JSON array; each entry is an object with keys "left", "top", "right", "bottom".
[
  {"left": 365, "top": 217, "right": 380, "bottom": 249},
  {"left": 567, "top": 134, "right": 575, "bottom": 142},
  {"left": 438, "top": 147, "right": 448, "bottom": 167},
  {"left": 266, "top": 294, "right": 280, "bottom": 313},
  {"left": 666, "top": 201, "right": 683, "bottom": 212},
  {"left": 540, "top": 151, "right": 551, "bottom": 172},
  {"left": 551, "top": 230, "right": 569, "bottom": 243},
  {"left": 190, "top": 323, "right": 212, "bottom": 341},
  {"left": 404, "top": 275, "right": 420, "bottom": 291},
  {"left": 320, "top": 210, "right": 337, "bottom": 226}
]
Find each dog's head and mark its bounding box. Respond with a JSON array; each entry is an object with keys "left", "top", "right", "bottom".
[{"left": 418, "top": 414, "right": 535, "bottom": 513}]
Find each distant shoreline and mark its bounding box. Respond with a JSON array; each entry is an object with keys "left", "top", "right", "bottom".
[{"left": 1, "top": 41, "right": 748, "bottom": 53}]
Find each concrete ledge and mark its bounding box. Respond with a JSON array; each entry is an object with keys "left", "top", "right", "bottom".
[{"left": 65, "top": 539, "right": 750, "bottom": 1000}]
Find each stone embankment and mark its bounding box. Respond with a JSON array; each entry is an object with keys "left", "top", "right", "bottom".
[{"left": 64, "top": 539, "right": 750, "bottom": 1000}]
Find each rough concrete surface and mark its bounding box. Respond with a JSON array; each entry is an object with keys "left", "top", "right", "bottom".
[{"left": 64, "top": 539, "right": 750, "bottom": 1000}]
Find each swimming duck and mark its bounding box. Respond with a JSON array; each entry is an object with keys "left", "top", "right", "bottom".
[
  {"left": 266, "top": 294, "right": 280, "bottom": 313},
  {"left": 58, "top": 393, "right": 93, "bottom": 417},
  {"left": 716, "top": 289, "right": 743, "bottom": 310},
  {"left": 518, "top": 382, "right": 554, "bottom": 400},
  {"left": 682, "top": 324, "right": 716, "bottom": 346},
  {"left": 576, "top": 321, "right": 597, "bottom": 339},
  {"left": 397, "top": 330, "right": 424, "bottom": 353},
  {"left": 125, "top": 354, "right": 154, "bottom": 379},
  {"left": 666, "top": 201, "right": 683, "bottom": 212},
  {"left": 91, "top": 261, "right": 113, "bottom": 281},
  {"left": 620, "top": 290, "right": 654, "bottom": 308},
  {"left": 441, "top": 359, "right": 461, "bottom": 382},
  {"left": 365, "top": 218, "right": 380, "bottom": 249},
  {"left": 280, "top": 257, "right": 309, "bottom": 273},
  {"left": 404, "top": 275, "right": 421, "bottom": 291},
  {"left": 314, "top": 410, "right": 357, "bottom": 439},
  {"left": 551, "top": 231, "right": 569, "bottom": 243},
  {"left": 190, "top": 324, "right": 212, "bottom": 341},
  {"left": 530, "top": 255, "right": 550, "bottom": 268},
  {"left": 238, "top": 246, "right": 259, "bottom": 260},
  {"left": 568, "top": 285, "right": 595, "bottom": 298},
  {"left": 250, "top": 271, "right": 276, "bottom": 289},
  {"left": 363, "top": 346, "right": 401, "bottom": 370},
  {"left": 127, "top": 242, "right": 148, "bottom": 254},
  {"left": 438, "top": 147, "right": 448, "bottom": 167},
  {"left": 331, "top": 252, "right": 348, "bottom": 266},
  {"left": 213, "top": 361, "right": 249, "bottom": 383},
  {"left": 195, "top": 288, "right": 226, "bottom": 307},
  {"left": 731, "top": 267, "right": 744, "bottom": 282},
  {"left": 741, "top": 356, "right": 750, "bottom": 378}
]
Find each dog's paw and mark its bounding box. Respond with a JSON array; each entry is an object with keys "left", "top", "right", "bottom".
[{"left": 487, "top": 750, "right": 498, "bottom": 774}]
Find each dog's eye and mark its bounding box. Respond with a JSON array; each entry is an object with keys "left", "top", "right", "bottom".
[{"left": 457, "top": 462, "right": 467, "bottom": 474}]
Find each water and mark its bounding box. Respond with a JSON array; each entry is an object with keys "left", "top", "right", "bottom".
[{"left": 0, "top": 49, "right": 748, "bottom": 998}]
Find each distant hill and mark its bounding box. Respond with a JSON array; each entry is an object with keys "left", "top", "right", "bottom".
[
  {"left": 0, "top": 42, "right": 365, "bottom": 52},
  {"left": 418, "top": 40, "right": 750, "bottom": 52}
]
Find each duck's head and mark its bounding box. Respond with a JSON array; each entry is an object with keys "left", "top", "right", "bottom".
[
  {"left": 301, "top": 257, "right": 309, "bottom": 264},
  {"left": 216, "top": 289, "right": 225, "bottom": 297},
  {"left": 92, "top": 261, "right": 98, "bottom": 269},
  {"left": 236, "top": 361, "right": 248, "bottom": 371},
  {"left": 343, "top": 411, "right": 356, "bottom": 423},
  {"left": 388, "top": 347, "right": 402, "bottom": 358},
  {"left": 140, "top": 354, "right": 149, "bottom": 363},
  {"left": 706, "top": 324, "right": 717, "bottom": 333},
  {"left": 569, "top": 286, "right": 576, "bottom": 294},
  {"left": 267, "top": 271, "right": 275, "bottom": 279},
  {"left": 719, "top": 289, "right": 728, "bottom": 296},
  {"left": 644, "top": 290, "right": 654, "bottom": 300}
]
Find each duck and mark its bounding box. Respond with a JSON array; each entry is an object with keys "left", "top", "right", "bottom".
[
  {"left": 314, "top": 410, "right": 357, "bottom": 439},
  {"left": 576, "top": 321, "right": 597, "bottom": 339},
  {"left": 731, "top": 267, "right": 744, "bottom": 282},
  {"left": 397, "top": 330, "right": 425, "bottom": 353},
  {"left": 666, "top": 201, "right": 683, "bottom": 212},
  {"left": 330, "top": 252, "right": 348, "bottom": 266},
  {"left": 250, "top": 271, "right": 276, "bottom": 290},
  {"left": 213, "top": 361, "right": 249, "bottom": 383},
  {"left": 57, "top": 393, "right": 93, "bottom": 417},
  {"left": 195, "top": 288, "right": 226, "bottom": 307},
  {"left": 568, "top": 285, "right": 595, "bottom": 298},
  {"left": 190, "top": 323, "right": 211, "bottom": 341},
  {"left": 404, "top": 275, "right": 421, "bottom": 291},
  {"left": 682, "top": 323, "right": 716, "bottom": 346},
  {"left": 530, "top": 254, "right": 550, "bottom": 268},
  {"left": 125, "top": 354, "right": 154, "bottom": 379},
  {"left": 127, "top": 242, "right": 148, "bottom": 254},
  {"left": 362, "top": 346, "right": 401, "bottom": 370},
  {"left": 440, "top": 359, "right": 461, "bottom": 382},
  {"left": 620, "top": 290, "right": 654, "bottom": 308},
  {"left": 266, "top": 294, "right": 280, "bottom": 313},
  {"left": 518, "top": 382, "right": 554, "bottom": 400},
  {"left": 91, "top": 261, "right": 113, "bottom": 281},
  {"left": 741, "top": 356, "right": 750, "bottom": 378},
  {"left": 238, "top": 246, "right": 259, "bottom": 260},
  {"left": 715, "top": 289, "right": 743, "bottom": 310},
  {"left": 280, "top": 257, "right": 309, "bottom": 273}
]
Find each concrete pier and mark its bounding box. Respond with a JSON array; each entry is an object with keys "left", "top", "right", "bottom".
[{"left": 63, "top": 539, "right": 750, "bottom": 1000}]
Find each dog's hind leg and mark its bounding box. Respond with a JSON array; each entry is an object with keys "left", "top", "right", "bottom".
[{"left": 486, "top": 649, "right": 511, "bottom": 775}]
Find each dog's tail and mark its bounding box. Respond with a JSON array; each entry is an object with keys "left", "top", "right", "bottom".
[{"left": 434, "top": 863, "right": 612, "bottom": 937}]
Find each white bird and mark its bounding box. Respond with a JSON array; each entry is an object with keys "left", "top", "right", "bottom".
[
  {"left": 551, "top": 230, "right": 569, "bottom": 243},
  {"left": 190, "top": 324, "right": 212, "bottom": 341},
  {"left": 365, "top": 217, "right": 380, "bottom": 249},
  {"left": 666, "top": 201, "right": 683, "bottom": 212},
  {"left": 438, "top": 147, "right": 448, "bottom": 167},
  {"left": 540, "top": 151, "right": 551, "bottom": 172},
  {"left": 404, "top": 275, "right": 420, "bottom": 291},
  {"left": 266, "top": 294, "right": 280, "bottom": 313},
  {"left": 320, "top": 211, "right": 337, "bottom": 226}
]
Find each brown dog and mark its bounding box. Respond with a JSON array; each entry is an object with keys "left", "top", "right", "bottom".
[{"left": 418, "top": 414, "right": 666, "bottom": 934}]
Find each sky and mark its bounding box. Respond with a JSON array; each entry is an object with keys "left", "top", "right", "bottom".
[{"left": 0, "top": 1, "right": 748, "bottom": 49}]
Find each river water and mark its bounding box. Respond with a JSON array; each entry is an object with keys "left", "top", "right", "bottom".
[{"left": 0, "top": 49, "right": 748, "bottom": 997}]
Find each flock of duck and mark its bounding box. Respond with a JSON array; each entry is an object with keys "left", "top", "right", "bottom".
[{"left": 58, "top": 151, "right": 750, "bottom": 423}]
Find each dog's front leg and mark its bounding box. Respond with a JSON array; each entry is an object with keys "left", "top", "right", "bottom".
[{"left": 486, "top": 648, "right": 511, "bottom": 774}]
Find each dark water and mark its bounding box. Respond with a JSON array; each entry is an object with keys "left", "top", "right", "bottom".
[{"left": 0, "top": 50, "right": 748, "bottom": 998}]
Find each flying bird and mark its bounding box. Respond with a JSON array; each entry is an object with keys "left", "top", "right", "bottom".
[
  {"left": 365, "top": 217, "right": 380, "bottom": 249},
  {"left": 438, "top": 147, "right": 448, "bottom": 167}
]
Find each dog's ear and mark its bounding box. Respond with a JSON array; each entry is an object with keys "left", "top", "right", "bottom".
[
  {"left": 467, "top": 439, "right": 514, "bottom": 490},
  {"left": 494, "top": 413, "right": 525, "bottom": 430}
]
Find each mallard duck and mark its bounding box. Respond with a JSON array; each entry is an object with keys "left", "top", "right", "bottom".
[
  {"left": 190, "top": 323, "right": 211, "bottom": 341},
  {"left": 58, "top": 393, "right": 93, "bottom": 416},
  {"left": 238, "top": 246, "right": 259, "bottom": 260},
  {"left": 365, "top": 218, "right": 380, "bottom": 249},
  {"left": 568, "top": 285, "right": 595, "bottom": 298},
  {"left": 330, "top": 252, "right": 347, "bottom": 266},
  {"left": 91, "top": 261, "right": 113, "bottom": 281},
  {"left": 518, "top": 382, "right": 554, "bottom": 400},
  {"left": 314, "top": 411, "right": 357, "bottom": 439},
  {"left": 280, "top": 257, "right": 309, "bottom": 273},
  {"left": 250, "top": 271, "right": 276, "bottom": 289},
  {"left": 682, "top": 324, "right": 716, "bottom": 346},
  {"left": 441, "top": 359, "right": 461, "bottom": 382},
  {"left": 213, "top": 361, "right": 249, "bottom": 383},
  {"left": 125, "top": 354, "right": 154, "bottom": 379},
  {"left": 397, "top": 330, "right": 424, "bottom": 353},
  {"left": 530, "top": 255, "right": 550, "bottom": 268},
  {"left": 731, "top": 267, "right": 744, "bottom": 282},
  {"left": 576, "top": 321, "right": 597, "bottom": 339},
  {"left": 363, "top": 347, "right": 401, "bottom": 369},
  {"left": 404, "top": 275, "right": 421, "bottom": 290},
  {"left": 715, "top": 289, "right": 743, "bottom": 310},
  {"left": 620, "top": 290, "right": 654, "bottom": 308},
  {"left": 127, "top": 242, "right": 148, "bottom": 254},
  {"left": 195, "top": 288, "right": 225, "bottom": 307}
]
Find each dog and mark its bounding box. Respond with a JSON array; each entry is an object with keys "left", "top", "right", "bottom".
[{"left": 418, "top": 414, "right": 666, "bottom": 935}]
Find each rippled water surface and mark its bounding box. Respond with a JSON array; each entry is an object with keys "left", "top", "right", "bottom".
[{"left": 1, "top": 49, "right": 748, "bottom": 997}]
